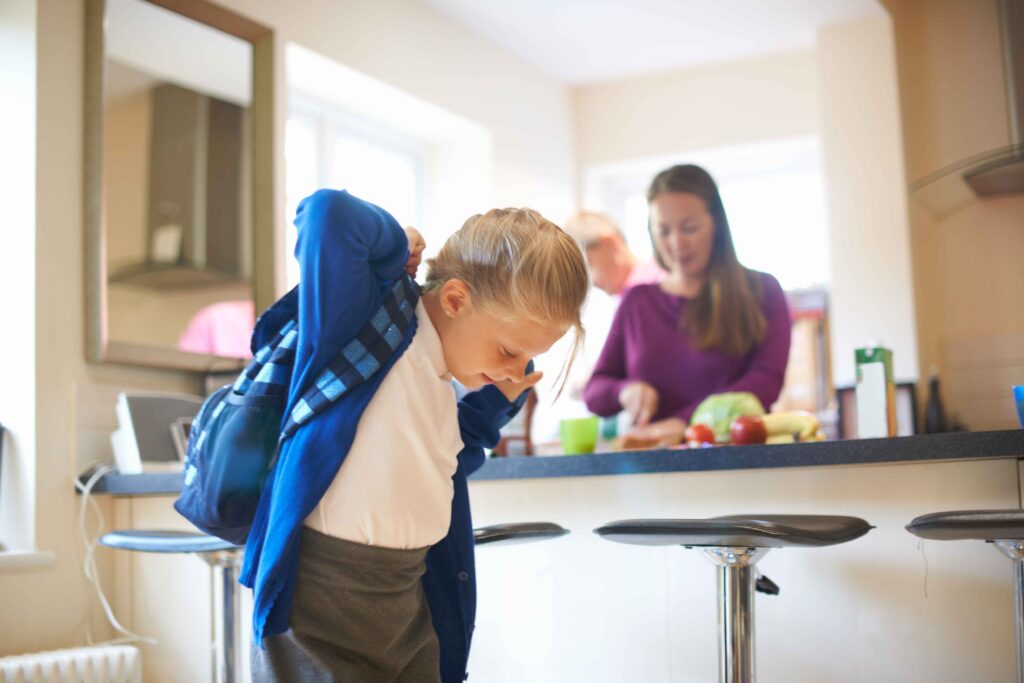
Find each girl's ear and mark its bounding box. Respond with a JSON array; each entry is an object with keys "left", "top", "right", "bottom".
[{"left": 440, "top": 279, "right": 473, "bottom": 318}]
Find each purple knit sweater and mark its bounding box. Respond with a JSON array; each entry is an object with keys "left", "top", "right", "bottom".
[{"left": 583, "top": 271, "right": 792, "bottom": 422}]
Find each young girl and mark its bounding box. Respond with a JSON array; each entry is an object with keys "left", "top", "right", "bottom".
[{"left": 240, "top": 189, "right": 589, "bottom": 682}]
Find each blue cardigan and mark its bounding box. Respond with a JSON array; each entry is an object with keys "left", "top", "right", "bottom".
[{"left": 239, "top": 190, "right": 520, "bottom": 682}]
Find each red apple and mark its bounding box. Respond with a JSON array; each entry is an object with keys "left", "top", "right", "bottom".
[
  {"left": 730, "top": 416, "right": 768, "bottom": 445},
  {"left": 684, "top": 423, "right": 716, "bottom": 446}
]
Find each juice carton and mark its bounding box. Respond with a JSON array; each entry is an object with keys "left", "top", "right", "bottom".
[{"left": 855, "top": 346, "right": 897, "bottom": 438}]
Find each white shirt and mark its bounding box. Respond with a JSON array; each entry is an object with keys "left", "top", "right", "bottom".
[{"left": 304, "top": 300, "right": 464, "bottom": 549}]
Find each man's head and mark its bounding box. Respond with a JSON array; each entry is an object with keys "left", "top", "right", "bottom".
[{"left": 564, "top": 212, "right": 637, "bottom": 296}]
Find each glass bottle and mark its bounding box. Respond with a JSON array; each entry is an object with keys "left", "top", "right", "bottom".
[{"left": 923, "top": 365, "right": 948, "bottom": 434}]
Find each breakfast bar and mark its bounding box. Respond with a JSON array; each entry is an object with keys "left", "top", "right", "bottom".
[
  {"left": 466, "top": 430, "right": 1024, "bottom": 682},
  {"left": 86, "top": 430, "right": 1024, "bottom": 681}
]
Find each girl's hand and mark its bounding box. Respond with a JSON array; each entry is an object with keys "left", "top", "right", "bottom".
[
  {"left": 496, "top": 370, "right": 544, "bottom": 403},
  {"left": 404, "top": 227, "right": 426, "bottom": 277},
  {"left": 625, "top": 417, "right": 687, "bottom": 446},
  {"left": 618, "top": 381, "right": 659, "bottom": 426}
]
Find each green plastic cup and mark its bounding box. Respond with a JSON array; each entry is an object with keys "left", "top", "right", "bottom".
[{"left": 560, "top": 416, "right": 600, "bottom": 454}]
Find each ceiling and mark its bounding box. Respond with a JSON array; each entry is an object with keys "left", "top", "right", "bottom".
[{"left": 421, "top": 0, "right": 884, "bottom": 84}]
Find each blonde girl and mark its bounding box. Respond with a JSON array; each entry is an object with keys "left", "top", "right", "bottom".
[{"left": 242, "top": 190, "right": 588, "bottom": 683}]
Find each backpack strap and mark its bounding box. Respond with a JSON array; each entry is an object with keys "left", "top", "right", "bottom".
[
  {"left": 282, "top": 275, "right": 420, "bottom": 438},
  {"left": 227, "top": 274, "right": 419, "bottom": 446},
  {"left": 232, "top": 319, "right": 299, "bottom": 398}
]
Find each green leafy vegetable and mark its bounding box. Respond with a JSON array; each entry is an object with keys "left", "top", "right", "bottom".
[{"left": 690, "top": 392, "right": 766, "bottom": 442}]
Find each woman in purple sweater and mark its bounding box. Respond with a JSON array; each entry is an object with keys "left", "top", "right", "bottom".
[{"left": 584, "top": 164, "right": 791, "bottom": 444}]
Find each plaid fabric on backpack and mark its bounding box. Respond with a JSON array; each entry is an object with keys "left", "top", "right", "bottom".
[{"left": 174, "top": 275, "right": 420, "bottom": 544}]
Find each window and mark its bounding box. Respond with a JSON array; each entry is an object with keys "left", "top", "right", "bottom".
[
  {"left": 584, "top": 135, "right": 830, "bottom": 291},
  {"left": 285, "top": 100, "right": 426, "bottom": 288},
  {"left": 284, "top": 43, "right": 492, "bottom": 290}
]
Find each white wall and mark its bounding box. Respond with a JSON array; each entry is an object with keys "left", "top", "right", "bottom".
[
  {"left": 817, "top": 17, "right": 918, "bottom": 386},
  {"left": 573, "top": 49, "right": 821, "bottom": 173},
  {"left": 0, "top": 0, "right": 38, "bottom": 556}
]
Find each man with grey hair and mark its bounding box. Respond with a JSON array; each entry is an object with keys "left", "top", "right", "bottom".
[{"left": 564, "top": 211, "right": 662, "bottom": 296}]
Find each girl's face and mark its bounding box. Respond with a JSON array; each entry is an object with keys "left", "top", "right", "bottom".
[
  {"left": 433, "top": 282, "right": 567, "bottom": 389},
  {"left": 650, "top": 192, "right": 716, "bottom": 280}
]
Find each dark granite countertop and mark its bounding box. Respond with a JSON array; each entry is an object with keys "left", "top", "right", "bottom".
[
  {"left": 80, "top": 429, "right": 1024, "bottom": 496},
  {"left": 474, "top": 429, "right": 1024, "bottom": 480}
]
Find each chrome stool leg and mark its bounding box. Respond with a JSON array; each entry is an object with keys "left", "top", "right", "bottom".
[
  {"left": 702, "top": 547, "right": 770, "bottom": 683},
  {"left": 597, "top": 516, "right": 872, "bottom": 682},
  {"left": 995, "top": 541, "right": 1024, "bottom": 683},
  {"left": 199, "top": 549, "right": 243, "bottom": 683}
]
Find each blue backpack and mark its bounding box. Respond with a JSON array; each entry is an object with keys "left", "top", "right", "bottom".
[{"left": 173, "top": 276, "right": 419, "bottom": 544}]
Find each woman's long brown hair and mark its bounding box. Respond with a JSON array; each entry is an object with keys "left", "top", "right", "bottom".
[{"left": 647, "top": 164, "right": 766, "bottom": 357}]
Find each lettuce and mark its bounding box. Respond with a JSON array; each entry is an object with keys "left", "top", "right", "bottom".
[{"left": 690, "top": 392, "right": 766, "bottom": 442}]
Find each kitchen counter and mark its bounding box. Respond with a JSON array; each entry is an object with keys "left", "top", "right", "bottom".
[
  {"left": 475, "top": 429, "right": 1024, "bottom": 479},
  {"left": 93, "top": 428, "right": 1024, "bottom": 681},
  {"left": 81, "top": 429, "right": 1024, "bottom": 495}
]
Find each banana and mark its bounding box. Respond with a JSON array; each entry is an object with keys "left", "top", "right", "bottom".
[{"left": 762, "top": 411, "right": 821, "bottom": 441}]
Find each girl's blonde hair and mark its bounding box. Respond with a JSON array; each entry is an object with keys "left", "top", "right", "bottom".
[{"left": 424, "top": 208, "right": 589, "bottom": 395}]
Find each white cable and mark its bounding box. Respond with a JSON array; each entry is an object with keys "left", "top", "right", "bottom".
[{"left": 75, "top": 463, "right": 157, "bottom": 646}]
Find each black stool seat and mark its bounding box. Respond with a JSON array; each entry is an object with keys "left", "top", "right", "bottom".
[
  {"left": 595, "top": 514, "right": 873, "bottom": 548},
  {"left": 100, "top": 530, "right": 240, "bottom": 554},
  {"left": 474, "top": 522, "right": 569, "bottom": 546},
  {"left": 906, "top": 509, "right": 1024, "bottom": 541}
]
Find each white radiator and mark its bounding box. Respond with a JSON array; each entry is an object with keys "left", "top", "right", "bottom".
[{"left": 0, "top": 645, "right": 141, "bottom": 683}]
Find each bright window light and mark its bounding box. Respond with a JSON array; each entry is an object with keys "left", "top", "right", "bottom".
[
  {"left": 586, "top": 136, "right": 831, "bottom": 292},
  {"left": 284, "top": 101, "right": 425, "bottom": 288},
  {"left": 331, "top": 134, "right": 420, "bottom": 230}
]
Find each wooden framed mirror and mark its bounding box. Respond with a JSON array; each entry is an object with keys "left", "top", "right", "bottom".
[{"left": 84, "top": 0, "right": 274, "bottom": 372}]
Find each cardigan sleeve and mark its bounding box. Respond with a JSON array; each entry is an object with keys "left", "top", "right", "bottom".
[
  {"left": 289, "top": 189, "right": 409, "bottom": 400},
  {"left": 456, "top": 369, "right": 532, "bottom": 476}
]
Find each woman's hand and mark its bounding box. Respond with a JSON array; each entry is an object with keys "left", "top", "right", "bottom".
[
  {"left": 625, "top": 417, "right": 687, "bottom": 446},
  {"left": 404, "top": 227, "right": 426, "bottom": 277},
  {"left": 618, "top": 381, "right": 660, "bottom": 425},
  {"left": 495, "top": 370, "right": 544, "bottom": 403}
]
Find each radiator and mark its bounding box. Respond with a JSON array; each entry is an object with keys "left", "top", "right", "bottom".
[{"left": 0, "top": 645, "right": 141, "bottom": 683}]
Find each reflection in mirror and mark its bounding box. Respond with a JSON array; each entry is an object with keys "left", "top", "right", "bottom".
[
  {"left": 85, "top": 0, "right": 273, "bottom": 371},
  {"left": 104, "top": 0, "right": 252, "bottom": 358}
]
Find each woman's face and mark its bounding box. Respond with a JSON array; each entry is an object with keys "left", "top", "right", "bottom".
[{"left": 649, "top": 192, "right": 716, "bottom": 280}]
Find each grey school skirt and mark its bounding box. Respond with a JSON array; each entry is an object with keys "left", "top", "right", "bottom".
[{"left": 251, "top": 527, "right": 441, "bottom": 683}]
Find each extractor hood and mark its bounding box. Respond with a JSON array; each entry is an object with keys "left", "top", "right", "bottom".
[
  {"left": 910, "top": 0, "right": 1024, "bottom": 218},
  {"left": 108, "top": 82, "right": 247, "bottom": 289}
]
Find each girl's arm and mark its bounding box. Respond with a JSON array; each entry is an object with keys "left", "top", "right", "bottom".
[
  {"left": 455, "top": 360, "right": 538, "bottom": 475},
  {"left": 291, "top": 189, "right": 409, "bottom": 390},
  {"left": 583, "top": 301, "right": 631, "bottom": 417},
  {"left": 456, "top": 385, "right": 525, "bottom": 475},
  {"left": 675, "top": 274, "right": 792, "bottom": 421}
]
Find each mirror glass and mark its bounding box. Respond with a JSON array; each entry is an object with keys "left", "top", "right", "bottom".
[{"left": 93, "top": 0, "right": 265, "bottom": 368}]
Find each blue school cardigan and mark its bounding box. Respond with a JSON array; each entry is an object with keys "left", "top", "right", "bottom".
[{"left": 239, "top": 190, "right": 520, "bottom": 682}]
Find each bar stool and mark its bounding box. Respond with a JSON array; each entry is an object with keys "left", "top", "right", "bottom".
[
  {"left": 474, "top": 521, "right": 569, "bottom": 546},
  {"left": 595, "top": 515, "right": 872, "bottom": 683},
  {"left": 906, "top": 509, "right": 1024, "bottom": 683},
  {"left": 100, "top": 530, "right": 243, "bottom": 683}
]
